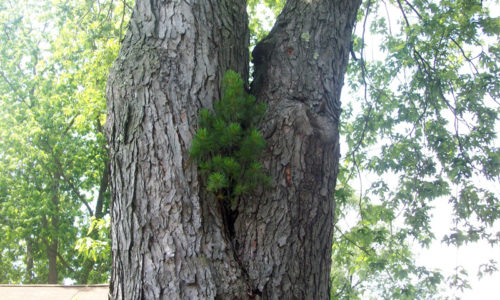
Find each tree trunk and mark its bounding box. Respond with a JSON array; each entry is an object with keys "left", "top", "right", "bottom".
[
  {"left": 25, "top": 237, "right": 34, "bottom": 283},
  {"left": 106, "top": 0, "right": 250, "bottom": 298},
  {"left": 47, "top": 240, "right": 58, "bottom": 284},
  {"left": 80, "top": 160, "right": 109, "bottom": 284},
  {"left": 238, "top": 1, "right": 361, "bottom": 298},
  {"left": 44, "top": 176, "right": 60, "bottom": 284},
  {"left": 106, "top": 0, "right": 360, "bottom": 299}
]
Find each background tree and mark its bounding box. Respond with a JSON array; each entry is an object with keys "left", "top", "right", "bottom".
[
  {"left": 0, "top": 0, "right": 131, "bottom": 283},
  {"left": 331, "top": 0, "right": 499, "bottom": 298}
]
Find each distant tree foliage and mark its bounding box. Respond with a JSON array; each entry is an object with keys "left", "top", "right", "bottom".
[
  {"left": 0, "top": 0, "right": 132, "bottom": 283},
  {"left": 337, "top": 0, "right": 498, "bottom": 298}
]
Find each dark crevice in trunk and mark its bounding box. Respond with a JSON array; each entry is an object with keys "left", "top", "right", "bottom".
[
  {"left": 218, "top": 195, "right": 261, "bottom": 297},
  {"left": 219, "top": 196, "right": 237, "bottom": 241}
]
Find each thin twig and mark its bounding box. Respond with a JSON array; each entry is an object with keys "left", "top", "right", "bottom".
[
  {"left": 334, "top": 225, "right": 374, "bottom": 256},
  {"left": 346, "top": 0, "right": 373, "bottom": 187}
]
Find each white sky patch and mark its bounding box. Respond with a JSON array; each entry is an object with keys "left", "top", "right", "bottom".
[
  {"left": 414, "top": 195, "right": 500, "bottom": 300},
  {"left": 253, "top": 3, "right": 275, "bottom": 32}
]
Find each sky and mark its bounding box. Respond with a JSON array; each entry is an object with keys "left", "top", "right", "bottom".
[{"left": 415, "top": 197, "right": 500, "bottom": 300}]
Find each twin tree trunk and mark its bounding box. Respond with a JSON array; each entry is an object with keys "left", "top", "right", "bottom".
[{"left": 106, "top": 0, "right": 361, "bottom": 299}]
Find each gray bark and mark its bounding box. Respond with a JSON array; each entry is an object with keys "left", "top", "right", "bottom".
[
  {"left": 106, "top": 0, "right": 361, "bottom": 299},
  {"left": 106, "top": 0, "right": 250, "bottom": 298},
  {"left": 236, "top": 1, "right": 361, "bottom": 298}
]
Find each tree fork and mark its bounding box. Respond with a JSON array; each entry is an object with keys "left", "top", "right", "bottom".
[{"left": 106, "top": 0, "right": 361, "bottom": 299}]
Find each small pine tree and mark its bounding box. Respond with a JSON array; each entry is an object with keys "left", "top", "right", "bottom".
[{"left": 190, "top": 70, "right": 268, "bottom": 210}]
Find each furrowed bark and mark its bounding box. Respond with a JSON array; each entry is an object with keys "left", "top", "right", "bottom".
[
  {"left": 106, "top": 0, "right": 250, "bottom": 298},
  {"left": 107, "top": 0, "right": 361, "bottom": 299},
  {"left": 235, "top": 1, "right": 361, "bottom": 298}
]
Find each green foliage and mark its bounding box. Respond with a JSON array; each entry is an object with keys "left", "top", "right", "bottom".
[
  {"left": 332, "top": 171, "right": 443, "bottom": 299},
  {"left": 190, "top": 70, "right": 268, "bottom": 209},
  {"left": 75, "top": 217, "right": 111, "bottom": 264},
  {"left": 247, "top": 0, "right": 285, "bottom": 48},
  {"left": 0, "top": 0, "right": 131, "bottom": 284},
  {"left": 333, "top": 0, "right": 499, "bottom": 298}
]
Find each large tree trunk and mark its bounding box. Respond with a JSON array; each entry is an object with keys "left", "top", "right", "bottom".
[
  {"left": 106, "top": 0, "right": 360, "bottom": 299},
  {"left": 106, "top": 0, "right": 250, "bottom": 298}
]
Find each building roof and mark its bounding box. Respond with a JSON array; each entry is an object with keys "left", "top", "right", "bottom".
[{"left": 0, "top": 284, "right": 108, "bottom": 300}]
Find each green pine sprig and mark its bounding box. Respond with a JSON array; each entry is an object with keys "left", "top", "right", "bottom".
[{"left": 190, "top": 70, "right": 269, "bottom": 210}]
